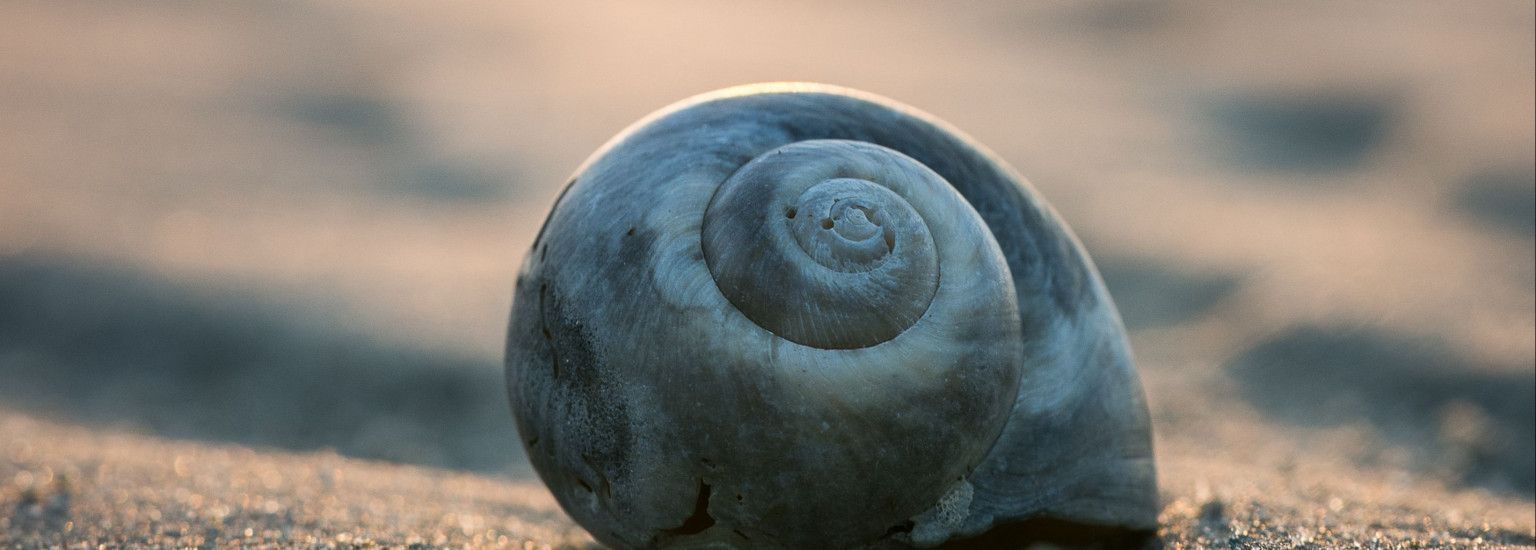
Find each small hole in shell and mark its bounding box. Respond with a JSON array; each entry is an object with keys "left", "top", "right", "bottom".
[
  {"left": 821, "top": 219, "right": 834, "bottom": 229},
  {"left": 785, "top": 208, "right": 797, "bottom": 219}
]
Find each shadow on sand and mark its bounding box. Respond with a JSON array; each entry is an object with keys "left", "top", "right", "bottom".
[
  {"left": 1228, "top": 325, "right": 1535, "bottom": 496},
  {"left": 1206, "top": 92, "right": 1396, "bottom": 174},
  {"left": 1453, "top": 167, "right": 1536, "bottom": 239},
  {"left": 1095, "top": 256, "right": 1243, "bottom": 331},
  {"left": 0, "top": 253, "right": 521, "bottom": 474}
]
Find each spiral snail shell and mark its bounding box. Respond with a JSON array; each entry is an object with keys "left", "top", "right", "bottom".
[{"left": 505, "top": 83, "right": 1157, "bottom": 548}]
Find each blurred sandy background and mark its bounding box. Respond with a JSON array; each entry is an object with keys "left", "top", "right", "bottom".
[{"left": 1, "top": 1, "right": 1532, "bottom": 547}]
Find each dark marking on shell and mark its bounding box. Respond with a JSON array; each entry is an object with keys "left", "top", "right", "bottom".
[
  {"left": 615, "top": 225, "right": 658, "bottom": 272},
  {"left": 658, "top": 481, "right": 716, "bottom": 539},
  {"left": 531, "top": 279, "right": 636, "bottom": 509},
  {"left": 531, "top": 177, "right": 577, "bottom": 252}
]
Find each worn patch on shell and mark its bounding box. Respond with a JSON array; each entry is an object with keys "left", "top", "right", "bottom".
[{"left": 909, "top": 479, "right": 974, "bottom": 546}]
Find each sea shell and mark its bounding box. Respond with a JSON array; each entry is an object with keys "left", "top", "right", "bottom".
[{"left": 505, "top": 83, "right": 1157, "bottom": 548}]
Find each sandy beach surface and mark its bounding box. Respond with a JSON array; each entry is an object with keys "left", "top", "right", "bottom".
[{"left": 2, "top": 1, "right": 1532, "bottom": 547}]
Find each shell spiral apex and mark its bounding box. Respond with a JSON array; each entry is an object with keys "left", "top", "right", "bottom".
[
  {"left": 506, "top": 83, "right": 1157, "bottom": 548},
  {"left": 704, "top": 140, "right": 954, "bottom": 349}
]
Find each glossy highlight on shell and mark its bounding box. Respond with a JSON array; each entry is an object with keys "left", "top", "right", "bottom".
[{"left": 505, "top": 83, "right": 1157, "bottom": 548}]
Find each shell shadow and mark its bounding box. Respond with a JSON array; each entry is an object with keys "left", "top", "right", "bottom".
[
  {"left": 1227, "top": 325, "right": 1535, "bottom": 496},
  {"left": 0, "top": 253, "right": 520, "bottom": 474}
]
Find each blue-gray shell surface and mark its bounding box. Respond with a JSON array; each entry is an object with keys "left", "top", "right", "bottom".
[{"left": 505, "top": 83, "right": 1156, "bottom": 548}]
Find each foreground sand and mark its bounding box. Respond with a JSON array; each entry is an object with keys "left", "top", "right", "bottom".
[
  {"left": 1, "top": 411, "right": 587, "bottom": 548},
  {"left": 3, "top": 409, "right": 1530, "bottom": 548}
]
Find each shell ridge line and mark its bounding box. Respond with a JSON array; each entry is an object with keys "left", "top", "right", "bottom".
[{"left": 700, "top": 144, "right": 779, "bottom": 339}]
